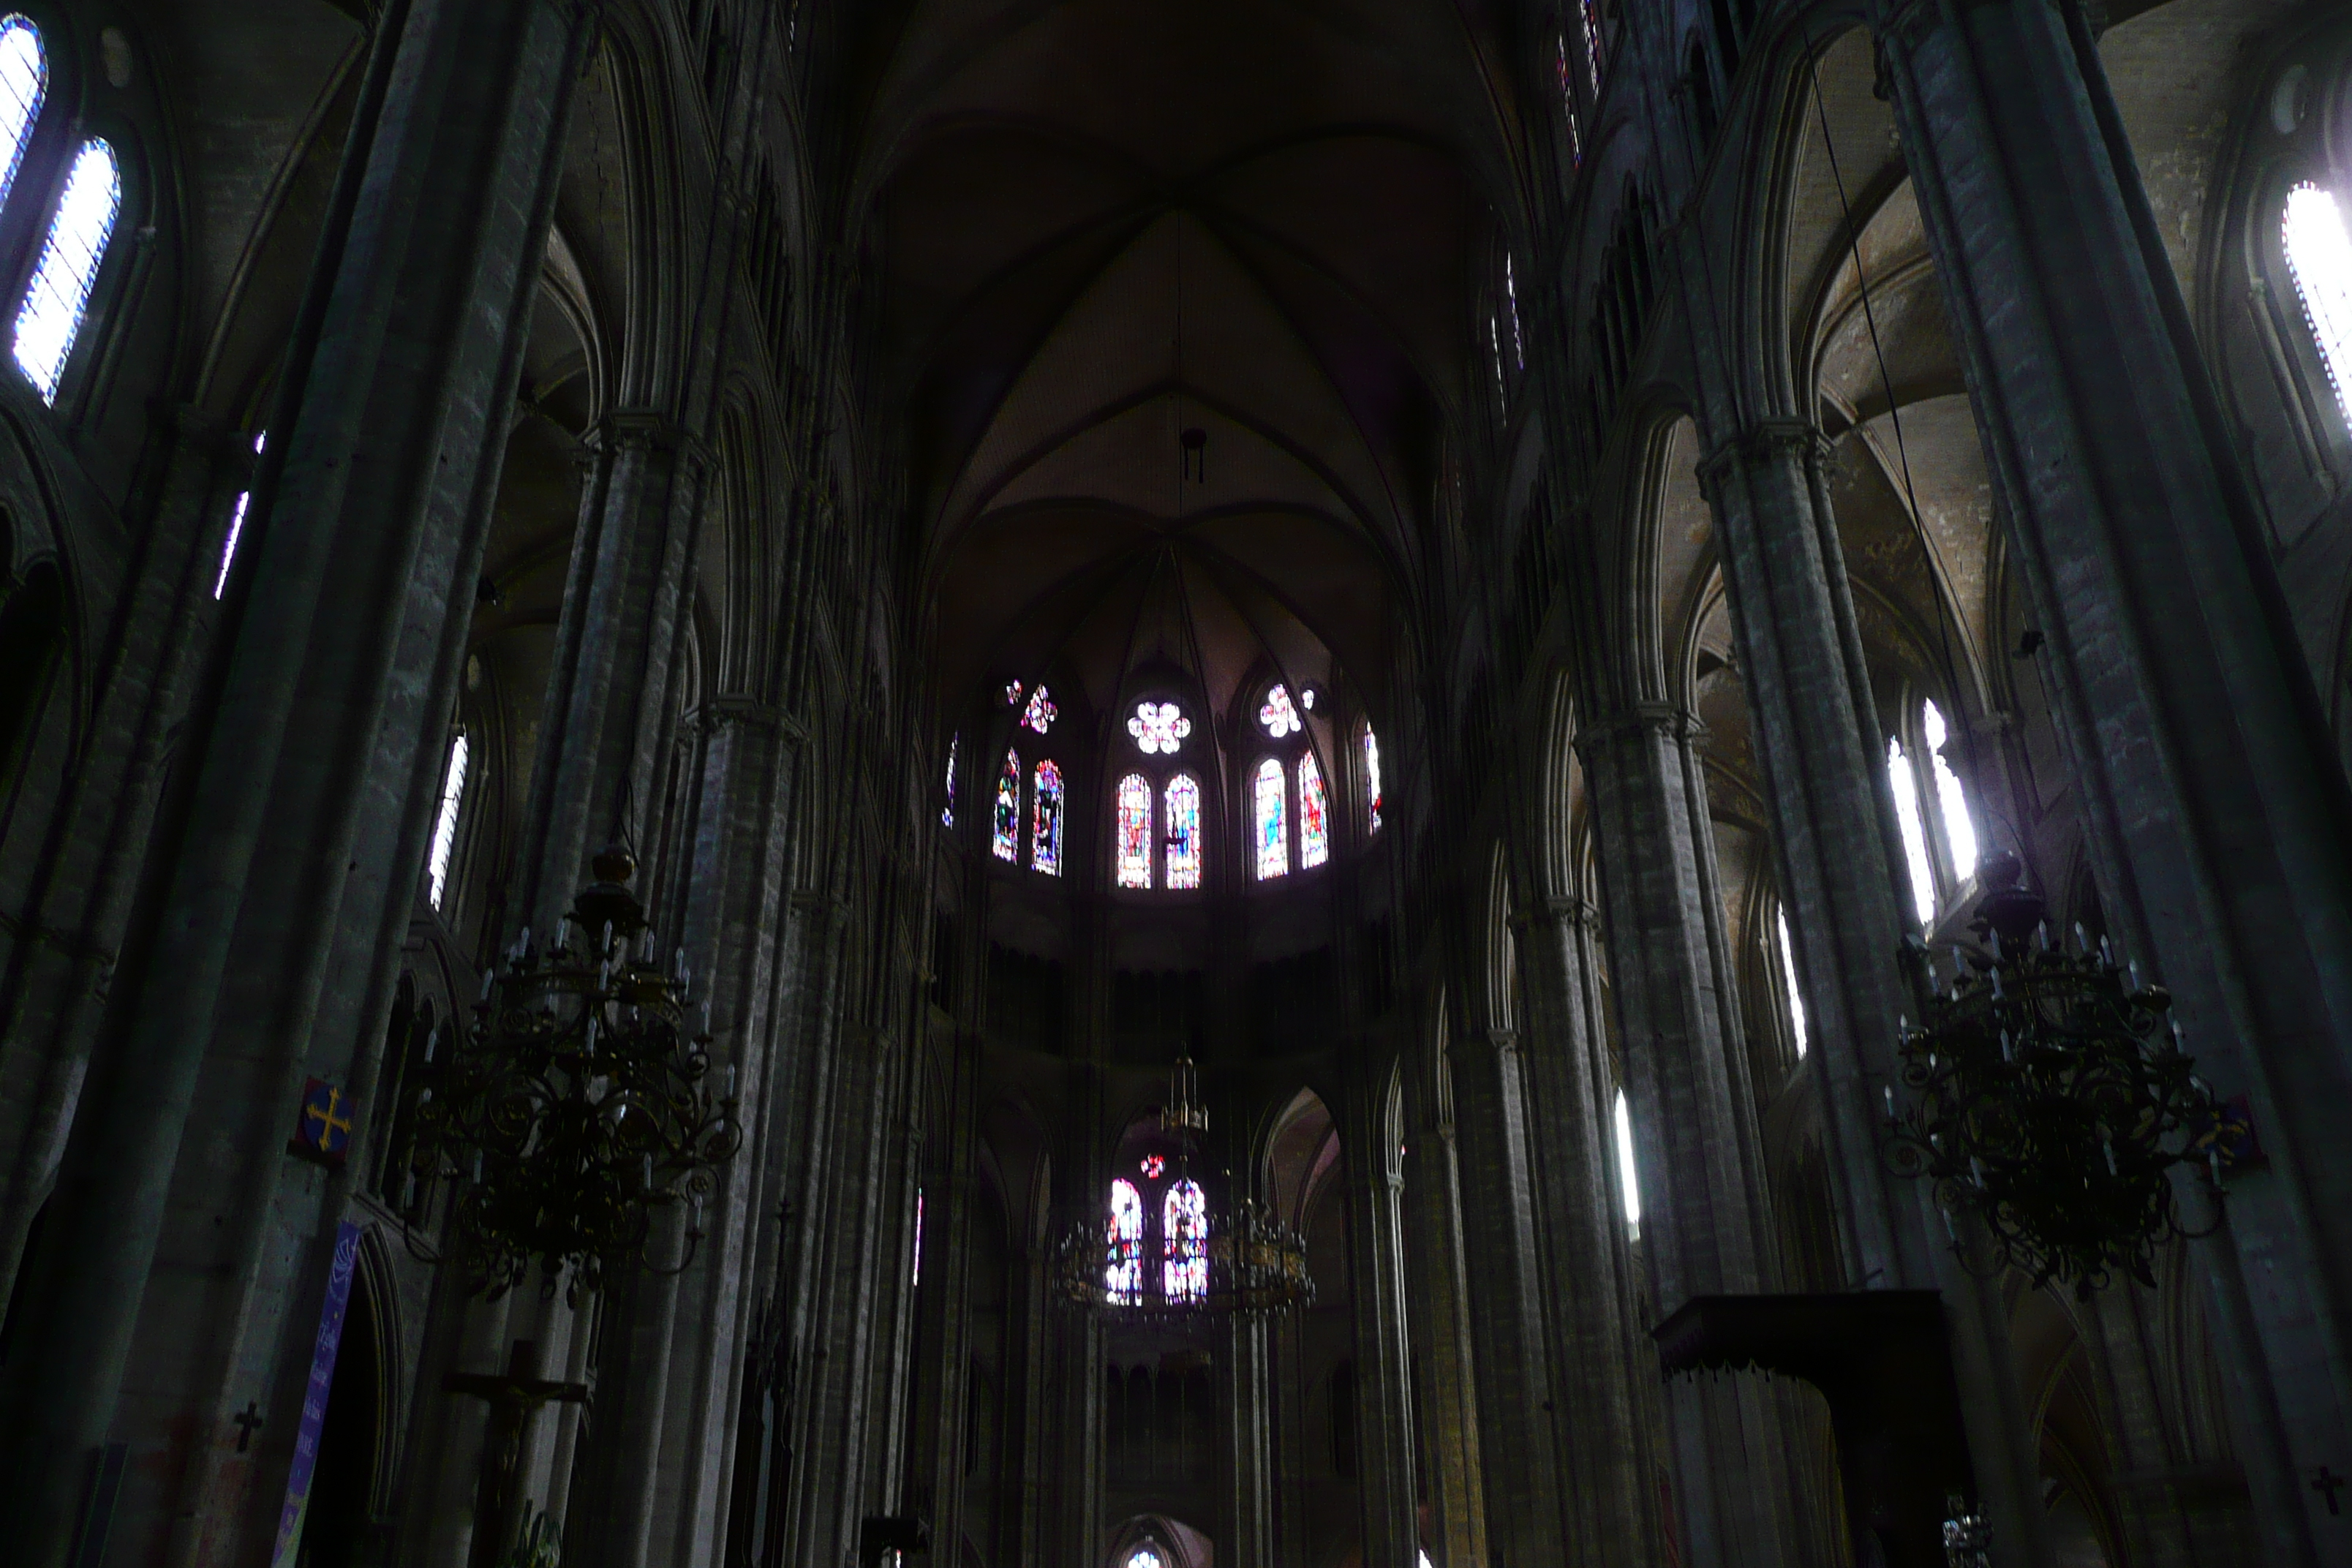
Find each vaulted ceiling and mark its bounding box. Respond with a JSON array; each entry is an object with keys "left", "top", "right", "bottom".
[{"left": 858, "top": 0, "right": 1521, "bottom": 729}]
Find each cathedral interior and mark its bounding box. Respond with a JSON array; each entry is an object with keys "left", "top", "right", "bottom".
[{"left": 2, "top": 0, "right": 2352, "bottom": 1565}]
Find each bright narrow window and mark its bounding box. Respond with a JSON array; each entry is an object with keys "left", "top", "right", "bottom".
[
  {"left": 1259, "top": 685, "right": 1303, "bottom": 739},
  {"left": 2284, "top": 182, "right": 2352, "bottom": 426},
  {"left": 1107, "top": 1180, "right": 1144, "bottom": 1303},
  {"left": 214, "top": 430, "right": 268, "bottom": 600},
  {"left": 15, "top": 138, "right": 121, "bottom": 403},
  {"left": 1031, "top": 759, "right": 1064, "bottom": 875},
  {"left": 1163, "top": 1179, "right": 1208, "bottom": 1303},
  {"left": 1888, "top": 735, "right": 1937, "bottom": 926},
  {"left": 0, "top": 18, "right": 46, "bottom": 216},
  {"left": 1126, "top": 1550, "right": 1163, "bottom": 1568},
  {"left": 1504, "top": 254, "right": 1525, "bottom": 369},
  {"left": 1582, "top": 0, "right": 1607, "bottom": 88},
  {"left": 1298, "top": 751, "right": 1330, "bottom": 869},
  {"left": 1254, "top": 758, "right": 1288, "bottom": 880},
  {"left": 992, "top": 747, "right": 1020, "bottom": 862},
  {"left": 426, "top": 732, "right": 470, "bottom": 910},
  {"left": 1165, "top": 773, "right": 1202, "bottom": 890},
  {"left": 1116, "top": 772, "right": 1153, "bottom": 889},
  {"left": 941, "top": 734, "right": 957, "bottom": 829},
  {"left": 1776, "top": 907, "right": 1808, "bottom": 1060},
  {"left": 1613, "top": 1088, "right": 1641, "bottom": 1240},
  {"left": 1364, "top": 726, "right": 1383, "bottom": 833},
  {"left": 1921, "top": 698, "right": 1978, "bottom": 882},
  {"left": 912, "top": 1189, "right": 924, "bottom": 1287}
]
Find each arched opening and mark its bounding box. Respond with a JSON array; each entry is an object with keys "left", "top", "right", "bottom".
[{"left": 297, "top": 1258, "right": 386, "bottom": 1568}]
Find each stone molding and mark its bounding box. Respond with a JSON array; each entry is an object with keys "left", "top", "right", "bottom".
[
  {"left": 1695, "top": 418, "right": 1831, "bottom": 494},
  {"left": 1572, "top": 701, "right": 1706, "bottom": 753},
  {"left": 696, "top": 694, "right": 810, "bottom": 742},
  {"left": 577, "top": 407, "right": 717, "bottom": 476}
]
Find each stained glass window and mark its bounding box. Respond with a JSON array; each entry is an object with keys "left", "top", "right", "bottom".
[
  {"left": 1363, "top": 726, "right": 1384, "bottom": 833},
  {"left": 426, "top": 732, "right": 470, "bottom": 910},
  {"left": 1116, "top": 772, "right": 1153, "bottom": 889},
  {"left": 1259, "top": 685, "right": 1303, "bottom": 739},
  {"left": 1298, "top": 752, "right": 1330, "bottom": 869},
  {"left": 941, "top": 734, "right": 957, "bottom": 829},
  {"left": 1254, "top": 758, "right": 1288, "bottom": 880},
  {"left": 1888, "top": 735, "right": 1936, "bottom": 926},
  {"left": 1504, "top": 255, "right": 1525, "bottom": 370},
  {"left": 1613, "top": 1088, "right": 1640, "bottom": 1240},
  {"left": 1031, "top": 759, "right": 1064, "bottom": 875},
  {"left": 214, "top": 430, "right": 268, "bottom": 600},
  {"left": 1128, "top": 699, "right": 1190, "bottom": 755},
  {"left": 0, "top": 19, "right": 45, "bottom": 219},
  {"left": 1140, "top": 1154, "right": 1166, "bottom": 1179},
  {"left": 1165, "top": 773, "right": 1202, "bottom": 890},
  {"left": 992, "top": 748, "right": 1020, "bottom": 862},
  {"left": 2284, "top": 182, "right": 2352, "bottom": 427},
  {"left": 1127, "top": 1550, "right": 1163, "bottom": 1568},
  {"left": 1776, "top": 907, "right": 1807, "bottom": 1060},
  {"left": 1022, "top": 684, "right": 1057, "bottom": 734},
  {"left": 1919, "top": 698, "right": 1978, "bottom": 884},
  {"left": 1003, "top": 678, "right": 1023, "bottom": 707},
  {"left": 913, "top": 1188, "right": 924, "bottom": 1287},
  {"left": 1582, "top": 0, "right": 1607, "bottom": 90},
  {"left": 1163, "top": 1179, "right": 1208, "bottom": 1303},
  {"left": 15, "top": 138, "right": 121, "bottom": 403},
  {"left": 1107, "top": 1179, "right": 1144, "bottom": 1303}
]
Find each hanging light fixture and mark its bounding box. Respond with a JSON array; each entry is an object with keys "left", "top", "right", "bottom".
[
  {"left": 406, "top": 844, "right": 743, "bottom": 1303},
  {"left": 1050, "top": 1055, "right": 1313, "bottom": 1319},
  {"left": 1884, "top": 856, "right": 2241, "bottom": 1298}
]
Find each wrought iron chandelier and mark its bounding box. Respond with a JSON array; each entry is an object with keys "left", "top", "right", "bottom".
[
  {"left": 1051, "top": 1057, "right": 1313, "bottom": 1319},
  {"left": 1885, "top": 864, "right": 2238, "bottom": 1298},
  {"left": 406, "top": 845, "right": 742, "bottom": 1302}
]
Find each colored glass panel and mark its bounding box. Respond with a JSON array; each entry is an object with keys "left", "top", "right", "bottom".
[
  {"left": 1115, "top": 772, "right": 1153, "bottom": 889},
  {"left": 1165, "top": 773, "right": 1202, "bottom": 890},
  {"left": 15, "top": 138, "right": 120, "bottom": 402},
  {"left": 1128, "top": 699, "right": 1190, "bottom": 755},
  {"left": 1254, "top": 758, "right": 1289, "bottom": 879},
  {"left": 1163, "top": 1180, "right": 1208, "bottom": 1303},
  {"left": 992, "top": 748, "right": 1020, "bottom": 862},
  {"left": 941, "top": 734, "right": 957, "bottom": 829},
  {"left": 1258, "top": 685, "right": 1303, "bottom": 738},
  {"left": 1031, "top": 759, "right": 1064, "bottom": 875},
  {"left": 1298, "top": 752, "right": 1330, "bottom": 869},
  {"left": 1364, "top": 727, "right": 1383, "bottom": 833},
  {"left": 1022, "top": 684, "right": 1057, "bottom": 734},
  {"left": 1107, "top": 1180, "right": 1143, "bottom": 1303}
]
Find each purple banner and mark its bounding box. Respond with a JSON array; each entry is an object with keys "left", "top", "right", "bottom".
[{"left": 270, "top": 1219, "right": 363, "bottom": 1568}]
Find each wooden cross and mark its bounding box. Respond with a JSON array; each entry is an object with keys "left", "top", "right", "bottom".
[
  {"left": 231, "top": 1401, "right": 263, "bottom": 1453},
  {"left": 2313, "top": 1466, "right": 2345, "bottom": 1517},
  {"left": 445, "top": 1339, "right": 589, "bottom": 1568}
]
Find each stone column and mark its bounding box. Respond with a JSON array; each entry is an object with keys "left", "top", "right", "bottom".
[
  {"left": 1874, "top": 0, "right": 2352, "bottom": 1555},
  {"left": 1444, "top": 1016, "right": 1556, "bottom": 1568},
  {"left": 1697, "top": 423, "right": 2051, "bottom": 1567},
  {"left": 1398, "top": 1037, "right": 1489, "bottom": 1568},
  {"left": 1577, "top": 704, "right": 1798, "bottom": 1568},
  {"left": 1514, "top": 894, "right": 1656, "bottom": 1568},
  {"left": 0, "top": 4, "right": 596, "bottom": 1564},
  {"left": 1341, "top": 1074, "right": 1418, "bottom": 1568},
  {"left": 1226, "top": 1308, "right": 1279, "bottom": 1568}
]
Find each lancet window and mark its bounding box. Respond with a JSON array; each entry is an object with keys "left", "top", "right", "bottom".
[
  {"left": 1776, "top": 905, "right": 1808, "bottom": 1060},
  {"left": 1613, "top": 1088, "right": 1641, "bottom": 1240},
  {"left": 941, "top": 734, "right": 958, "bottom": 829},
  {"left": 426, "top": 731, "right": 470, "bottom": 911},
  {"left": 1887, "top": 696, "right": 1980, "bottom": 927},
  {"left": 993, "top": 747, "right": 1021, "bottom": 862},
  {"left": 0, "top": 19, "right": 44, "bottom": 216},
  {"left": 2283, "top": 181, "right": 2352, "bottom": 428},
  {"left": 1252, "top": 682, "right": 1338, "bottom": 881},
  {"left": 1162, "top": 1180, "right": 1208, "bottom": 1303},
  {"left": 1111, "top": 699, "right": 1202, "bottom": 892},
  {"left": 1106, "top": 1180, "right": 1144, "bottom": 1303},
  {"left": 1031, "top": 759, "right": 1064, "bottom": 875}
]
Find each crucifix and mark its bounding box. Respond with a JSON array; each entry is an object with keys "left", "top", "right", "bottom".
[
  {"left": 231, "top": 1402, "right": 263, "bottom": 1453},
  {"left": 2313, "top": 1466, "right": 2345, "bottom": 1518},
  {"left": 445, "top": 1339, "right": 589, "bottom": 1568}
]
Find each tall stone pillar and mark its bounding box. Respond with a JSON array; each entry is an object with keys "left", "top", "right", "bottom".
[
  {"left": 1873, "top": 0, "right": 2352, "bottom": 1555},
  {"left": 1341, "top": 1077, "right": 1418, "bottom": 1568},
  {"left": 1443, "top": 1017, "right": 1555, "bottom": 1568},
  {"left": 1697, "top": 423, "right": 2051, "bottom": 1567},
  {"left": 1513, "top": 894, "right": 1656, "bottom": 1568},
  {"left": 1577, "top": 704, "right": 1798, "bottom": 1568},
  {"left": 1397, "top": 1039, "right": 1489, "bottom": 1568},
  {"left": 1226, "top": 1309, "right": 1279, "bottom": 1568},
  {"left": 0, "top": 3, "right": 596, "bottom": 1563}
]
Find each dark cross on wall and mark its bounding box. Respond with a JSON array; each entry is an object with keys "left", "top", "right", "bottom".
[
  {"left": 2313, "top": 1466, "right": 2345, "bottom": 1517},
  {"left": 231, "top": 1402, "right": 264, "bottom": 1453}
]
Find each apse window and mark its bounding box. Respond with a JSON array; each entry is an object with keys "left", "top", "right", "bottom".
[
  {"left": 1107, "top": 1180, "right": 1144, "bottom": 1303},
  {"left": 1363, "top": 725, "right": 1383, "bottom": 834},
  {"left": 1030, "top": 759, "right": 1064, "bottom": 876},
  {"left": 1164, "top": 774, "right": 1202, "bottom": 890},
  {"left": 1888, "top": 698, "right": 1979, "bottom": 927},
  {"left": 1613, "top": 1088, "right": 1641, "bottom": 1241},
  {"left": 15, "top": 137, "right": 121, "bottom": 403},
  {"left": 1298, "top": 752, "right": 1331, "bottom": 870},
  {"left": 426, "top": 731, "right": 470, "bottom": 910},
  {"left": 1254, "top": 756, "right": 1289, "bottom": 880},
  {"left": 0, "top": 18, "right": 47, "bottom": 216},
  {"left": 941, "top": 734, "right": 957, "bottom": 829},
  {"left": 2283, "top": 181, "right": 2352, "bottom": 427},
  {"left": 1126, "top": 1550, "right": 1163, "bottom": 1568},
  {"left": 992, "top": 747, "right": 1021, "bottom": 862},
  {"left": 1162, "top": 1179, "right": 1208, "bottom": 1303}
]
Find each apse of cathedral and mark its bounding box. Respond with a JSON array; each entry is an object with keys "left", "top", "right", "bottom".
[{"left": 4, "top": 0, "right": 2352, "bottom": 1565}]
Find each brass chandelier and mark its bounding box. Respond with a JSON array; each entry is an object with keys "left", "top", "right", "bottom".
[
  {"left": 1051, "top": 1057, "right": 1314, "bottom": 1319},
  {"left": 1885, "top": 869, "right": 2239, "bottom": 1298},
  {"left": 406, "top": 845, "right": 742, "bottom": 1302}
]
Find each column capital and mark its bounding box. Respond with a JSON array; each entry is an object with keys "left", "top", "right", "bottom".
[
  {"left": 697, "top": 695, "right": 809, "bottom": 742},
  {"left": 1525, "top": 894, "right": 1601, "bottom": 931},
  {"left": 1696, "top": 418, "right": 1831, "bottom": 487},
  {"left": 580, "top": 408, "right": 715, "bottom": 472},
  {"left": 1574, "top": 701, "right": 1705, "bottom": 753}
]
